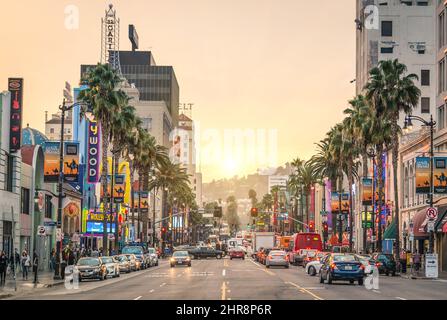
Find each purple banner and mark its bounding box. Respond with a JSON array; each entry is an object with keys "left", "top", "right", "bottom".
[{"left": 87, "top": 119, "right": 100, "bottom": 183}]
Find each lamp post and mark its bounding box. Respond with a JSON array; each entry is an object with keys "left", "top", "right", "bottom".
[
  {"left": 404, "top": 114, "right": 436, "bottom": 254},
  {"left": 53, "top": 99, "right": 91, "bottom": 279}
]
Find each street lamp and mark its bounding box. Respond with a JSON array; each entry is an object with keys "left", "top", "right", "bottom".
[
  {"left": 53, "top": 99, "right": 90, "bottom": 280},
  {"left": 404, "top": 114, "right": 436, "bottom": 254}
]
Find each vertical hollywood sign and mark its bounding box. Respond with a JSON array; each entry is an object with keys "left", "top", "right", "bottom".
[
  {"left": 87, "top": 119, "right": 100, "bottom": 183},
  {"left": 107, "top": 18, "right": 115, "bottom": 50}
]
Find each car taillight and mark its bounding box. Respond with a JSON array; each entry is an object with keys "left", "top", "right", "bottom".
[
  {"left": 360, "top": 264, "right": 365, "bottom": 270},
  {"left": 330, "top": 263, "right": 338, "bottom": 270},
  {"left": 375, "top": 262, "right": 382, "bottom": 267}
]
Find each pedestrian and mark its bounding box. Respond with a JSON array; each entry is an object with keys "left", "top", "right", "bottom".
[
  {"left": 49, "top": 248, "right": 56, "bottom": 271},
  {"left": 0, "top": 251, "right": 8, "bottom": 286},
  {"left": 413, "top": 250, "right": 421, "bottom": 273},
  {"left": 399, "top": 248, "right": 407, "bottom": 274},
  {"left": 68, "top": 249, "right": 75, "bottom": 266},
  {"left": 32, "top": 251, "right": 39, "bottom": 284},
  {"left": 21, "top": 250, "right": 30, "bottom": 280}
]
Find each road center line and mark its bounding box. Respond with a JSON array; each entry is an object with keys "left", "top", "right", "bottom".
[
  {"left": 396, "top": 297, "right": 407, "bottom": 300},
  {"left": 160, "top": 283, "right": 166, "bottom": 287},
  {"left": 221, "top": 282, "right": 227, "bottom": 300},
  {"left": 222, "top": 269, "right": 226, "bottom": 276},
  {"left": 149, "top": 289, "right": 155, "bottom": 293},
  {"left": 286, "top": 282, "right": 324, "bottom": 301},
  {"left": 134, "top": 296, "right": 142, "bottom": 300}
]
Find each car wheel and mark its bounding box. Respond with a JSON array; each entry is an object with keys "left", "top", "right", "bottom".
[
  {"left": 230, "top": 257, "right": 233, "bottom": 260},
  {"left": 217, "top": 254, "right": 222, "bottom": 259},
  {"left": 266, "top": 264, "right": 270, "bottom": 268},
  {"left": 385, "top": 271, "right": 389, "bottom": 276},
  {"left": 309, "top": 266, "right": 316, "bottom": 276},
  {"left": 156, "top": 261, "right": 159, "bottom": 266},
  {"left": 285, "top": 265, "right": 289, "bottom": 269},
  {"left": 188, "top": 263, "right": 191, "bottom": 267},
  {"left": 170, "top": 264, "right": 174, "bottom": 268},
  {"left": 327, "top": 272, "right": 332, "bottom": 284},
  {"left": 358, "top": 278, "right": 364, "bottom": 285},
  {"left": 242, "top": 257, "right": 245, "bottom": 260},
  {"left": 349, "top": 280, "right": 354, "bottom": 284},
  {"left": 319, "top": 273, "right": 325, "bottom": 284},
  {"left": 392, "top": 271, "right": 396, "bottom": 277}
]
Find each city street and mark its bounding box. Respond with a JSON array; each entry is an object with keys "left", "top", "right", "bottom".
[{"left": 8, "top": 257, "right": 447, "bottom": 300}]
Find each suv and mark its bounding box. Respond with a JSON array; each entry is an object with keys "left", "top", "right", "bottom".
[
  {"left": 122, "top": 245, "right": 151, "bottom": 269},
  {"left": 189, "top": 246, "right": 224, "bottom": 259},
  {"left": 371, "top": 253, "right": 397, "bottom": 276}
]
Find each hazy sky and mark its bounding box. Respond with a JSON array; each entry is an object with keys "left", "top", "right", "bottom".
[{"left": 0, "top": 0, "right": 356, "bottom": 182}]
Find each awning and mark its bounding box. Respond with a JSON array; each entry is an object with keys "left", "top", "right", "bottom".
[
  {"left": 383, "top": 219, "right": 397, "bottom": 240},
  {"left": 412, "top": 208, "right": 429, "bottom": 239}
]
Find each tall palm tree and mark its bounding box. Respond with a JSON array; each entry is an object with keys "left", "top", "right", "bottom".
[
  {"left": 365, "top": 59, "right": 420, "bottom": 258},
  {"left": 79, "top": 63, "right": 128, "bottom": 255}
]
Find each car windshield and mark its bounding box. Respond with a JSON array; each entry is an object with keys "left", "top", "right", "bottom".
[
  {"left": 122, "top": 246, "right": 143, "bottom": 255},
  {"left": 333, "top": 255, "right": 356, "bottom": 262},
  {"left": 173, "top": 251, "right": 189, "bottom": 257},
  {"left": 125, "top": 255, "right": 134, "bottom": 259},
  {"left": 102, "top": 257, "right": 113, "bottom": 264},
  {"left": 117, "top": 256, "right": 128, "bottom": 262},
  {"left": 77, "top": 258, "right": 100, "bottom": 266}
]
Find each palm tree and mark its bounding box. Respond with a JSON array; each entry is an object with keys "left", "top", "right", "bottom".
[
  {"left": 79, "top": 63, "right": 128, "bottom": 255},
  {"left": 365, "top": 59, "right": 420, "bottom": 258}
]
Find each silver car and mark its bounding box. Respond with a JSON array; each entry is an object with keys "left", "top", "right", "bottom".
[
  {"left": 148, "top": 248, "right": 159, "bottom": 267},
  {"left": 265, "top": 250, "right": 289, "bottom": 268},
  {"left": 101, "top": 256, "right": 120, "bottom": 278}
]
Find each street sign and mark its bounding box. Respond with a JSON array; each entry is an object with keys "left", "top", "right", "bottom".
[
  {"left": 37, "top": 225, "right": 46, "bottom": 236},
  {"left": 44, "top": 221, "right": 57, "bottom": 227},
  {"left": 427, "top": 220, "right": 435, "bottom": 232},
  {"left": 426, "top": 207, "right": 438, "bottom": 220},
  {"left": 202, "top": 213, "right": 213, "bottom": 218},
  {"left": 425, "top": 254, "right": 438, "bottom": 278}
]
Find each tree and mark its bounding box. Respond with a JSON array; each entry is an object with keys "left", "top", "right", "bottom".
[
  {"left": 79, "top": 63, "right": 128, "bottom": 256},
  {"left": 225, "top": 196, "right": 240, "bottom": 234}
]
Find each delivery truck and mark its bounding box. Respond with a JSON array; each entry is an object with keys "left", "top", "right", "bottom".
[{"left": 252, "top": 232, "right": 276, "bottom": 258}]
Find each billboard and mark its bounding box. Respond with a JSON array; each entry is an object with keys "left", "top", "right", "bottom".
[
  {"left": 86, "top": 222, "right": 115, "bottom": 233},
  {"left": 63, "top": 142, "right": 80, "bottom": 182},
  {"left": 100, "top": 175, "right": 112, "bottom": 200},
  {"left": 434, "top": 157, "right": 447, "bottom": 194},
  {"left": 361, "top": 178, "right": 373, "bottom": 206},
  {"left": 140, "top": 191, "right": 149, "bottom": 214},
  {"left": 8, "top": 78, "right": 23, "bottom": 152},
  {"left": 113, "top": 174, "right": 126, "bottom": 203},
  {"left": 331, "top": 192, "right": 340, "bottom": 213},
  {"left": 87, "top": 119, "right": 100, "bottom": 183},
  {"left": 415, "top": 157, "right": 430, "bottom": 194},
  {"left": 340, "top": 193, "right": 350, "bottom": 214},
  {"left": 44, "top": 141, "right": 61, "bottom": 183}
]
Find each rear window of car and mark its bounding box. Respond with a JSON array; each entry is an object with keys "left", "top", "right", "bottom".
[
  {"left": 333, "top": 255, "right": 356, "bottom": 262},
  {"left": 270, "top": 251, "right": 285, "bottom": 255}
]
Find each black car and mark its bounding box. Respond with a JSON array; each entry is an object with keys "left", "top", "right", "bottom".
[
  {"left": 189, "top": 246, "right": 224, "bottom": 259},
  {"left": 371, "top": 253, "right": 397, "bottom": 276},
  {"left": 75, "top": 257, "right": 107, "bottom": 281}
]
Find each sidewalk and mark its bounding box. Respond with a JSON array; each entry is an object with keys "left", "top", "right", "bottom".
[
  {"left": 399, "top": 270, "right": 447, "bottom": 280},
  {"left": 0, "top": 270, "right": 65, "bottom": 299}
]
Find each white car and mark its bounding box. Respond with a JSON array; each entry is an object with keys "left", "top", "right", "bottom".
[
  {"left": 101, "top": 256, "right": 120, "bottom": 278},
  {"left": 148, "top": 248, "right": 159, "bottom": 266},
  {"left": 305, "top": 253, "right": 329, "bottom": 276}
]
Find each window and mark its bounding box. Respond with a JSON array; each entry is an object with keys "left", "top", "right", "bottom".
[
  {"left": 421, "top": 70, "right": 430, "bottom": 86},
  {"left": 440, "top": 11, "right": 446, "bottom": 49},
  {"left": 141, "top": 117, "right": 152, "bottom": 131},
  {"left": 440, "top": 59, "right": 446, "bottom": 94},
  {"left": 45, "top": 195, "right": 53, "bottom": 219},
  {"left": 381, "top": 21, "right": 393, "bottom": 37},
  {"left": 21, "top": 188, "right": 30, "bottom": 214},
  {"left": 438, "top": 105, "right": 445, "bottom": 130},
  {"left": 50, "top": 128, "right": 54, "bottom": 134},
  {"left": 421, "top": 98, "right": 430, "bottom": 113},
  {"left": 381, "top": 47, "right": 394, "bottom": 54},
  {"left": 5, "top": 154, "right": 13, "bottom": 192}
]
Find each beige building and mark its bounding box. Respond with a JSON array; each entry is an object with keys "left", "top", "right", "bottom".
[{"left": 44, "top": 110, "right": 73, "bottom": 141}]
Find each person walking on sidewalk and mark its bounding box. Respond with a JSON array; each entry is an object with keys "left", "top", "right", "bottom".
[
  {"left": 32, "top": 251, "right": 39, "bottom": 284},
  {"left": 21, "top": 250, "right": 30, "bottom": 280},
  {"left": 412, "top": 250, "right": 421, "bottom": 275},
  {"left": 0, "top": 251, "right": 8, "bottom": 286},
  {"left": 49, "top": 248, "right": 56, "bottom": 271}
]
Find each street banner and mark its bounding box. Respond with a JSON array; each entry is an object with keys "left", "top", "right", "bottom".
[
  {"left": 331, "top": 192, "right": 339, "bottom": 214},
  {"left": 8, "top": 78, "right": 23, "bottom": 152},
  {"left": 63, "top": 142, "right": 80, "bottom": 182},
  {"left": 113, "top": 174, "right": 126, "bottom": 203},
  {"left": 44, "top": 141, "right": 60, "bottom": 183},
  {"left": 100, "top": 175, "right": 112, "bottom": 201},
  {"left": 361, "top": 178, "right": 373, "bottom": 206},
  {"left": 341, "top": 193, "right": 350, "bottom": 214},
  {"left": 140, "top": 191, "right": 149, "bottom": 214},
  {"left": 87, "top": 119, "right": 101, "bottom": 183},
  {"left": 434, "top": 157, "right": 447, "bottom": 194},
  {"left": 133, "top": 192, "right": 139, "bottom": 209},
  {"left": 415, "top": 157, "right": 430, "bottom": 194}
]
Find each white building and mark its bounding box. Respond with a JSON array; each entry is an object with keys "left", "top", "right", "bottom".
[{"left": 45, "top": 110, "right": 73, "bottom": 141}]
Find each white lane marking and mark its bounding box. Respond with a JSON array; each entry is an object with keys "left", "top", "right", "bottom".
[
  {"left": 286, "top": 282, "right": 324, "bottom": 300},
  {"left": 372, "top": 290, "right": 381, "bottom": 294},
  {"left": 222, "top": 269, "right": 226, "bottom": 276},
  {"left": 160, "top": 283, "right": 166, "bottom": 287},
  {"left": 396, "top": 297, "right": 407, "bottom": 300},
  {"left": 134, "top": 296, "right": 142, "bottom": 300},
  {"left": 149, "top": 289, "right": 155, "bottom": 293}
]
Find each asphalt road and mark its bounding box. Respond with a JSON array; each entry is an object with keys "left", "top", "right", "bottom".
[{"left": 10, "top": 257, "right": 447, "bottom": 300}]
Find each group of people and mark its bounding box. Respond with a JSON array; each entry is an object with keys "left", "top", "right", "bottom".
[{"left": 0, "top": 249, "right": 39, "bottom": 286}]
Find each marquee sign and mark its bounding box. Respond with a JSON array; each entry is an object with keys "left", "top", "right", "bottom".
[
  {"left": 8, "top": 78, "right": 23, "bottom": 152},
  {"left": 87, "top": 119, "right": 100, "bottom": 183}
]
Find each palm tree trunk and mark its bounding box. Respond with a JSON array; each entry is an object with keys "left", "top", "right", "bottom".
[
  {"left": 130, "top": 161, "right": 135, "bottom": 234},
  {"left": 392, "top": 114, "right": 400, "bottom": 260},
  {"left": 101, "top": 125, "right": 109, "bottom": 256},
  {"left": 348, "top": 163, "right": 354, "bottom": 252},
  {"left": 377, "top": 145, "right": 384, "bottom": 252},
  {"left": 362, "top": 151, "right": 369, "bottom": 253},
  {"left": 338, "top": 172, "right": 343, "bottom": 245},
  {"left": 142, "top": 170, "right": 149, "bottom": 244}
]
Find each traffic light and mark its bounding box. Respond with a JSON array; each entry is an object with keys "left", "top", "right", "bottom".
[
  {"left": 309, "top": 220, "right": 314, "bottom": 232},
  {"left": 250, "top": 207, "right": 258, "bottom": 217},
  {"left": 323, "top": 222, "right": 328, "bottom": 233},
  {"left": 161, "top": 227, "right": 167, "bottom": 233}
]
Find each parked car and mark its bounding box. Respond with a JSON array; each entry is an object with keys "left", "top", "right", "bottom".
[
  {"left": 124, "top": 254, "right": 140, "bottom": 271},
  {"left": 101, "top": 256, "right": 120, "bottom": 278},
  {"left": 170, "top": 250, "right": 192, "bottom": 267},
  {"left": 122, "top": 245, "right": 150, "bottom": 269},
  {"left": 113, "top": 255, "right": 131, "bottom": 273},
  {"left": 148, "top": 248, "right": 159, "bottom": 267},
  {"left": 319, "top": 253, "right": 365, "bottom": 285},
  {"left": 305, "top": 252, "right": 330, "bottom": 276},
  {"left": 258, "top": 248, "right": 273, "bottom": 265},
  {"left": 229, "top": 247, "right": 245, "bottom": 260},
  {"left": 265, "top": 250, "right": 289, "bottom": 268},
  {"left": 371, "top": 253, "right": 397, "bottom": 276},
  {"left": 75, "top": 257, "right": 107, "bottom": 281},
  {"left": 189, "top": 246, "right": 224, "bottom": 259}
]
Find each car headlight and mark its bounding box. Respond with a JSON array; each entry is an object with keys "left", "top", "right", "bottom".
[{"left": 170, "top": 258, "right": 175, "bottom": 262}]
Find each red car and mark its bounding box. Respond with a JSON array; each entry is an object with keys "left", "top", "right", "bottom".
[{"left": 229, "top": 248, "right": 245, "bottom": 260}]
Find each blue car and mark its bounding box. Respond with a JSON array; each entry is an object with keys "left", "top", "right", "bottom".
[{"left": 319, "top": 253, "right": 365, "bottom": 285}]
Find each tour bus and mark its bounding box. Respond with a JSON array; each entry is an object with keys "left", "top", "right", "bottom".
[{"left": 287, "top": 232, "right": 323, "bottom": 265}]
